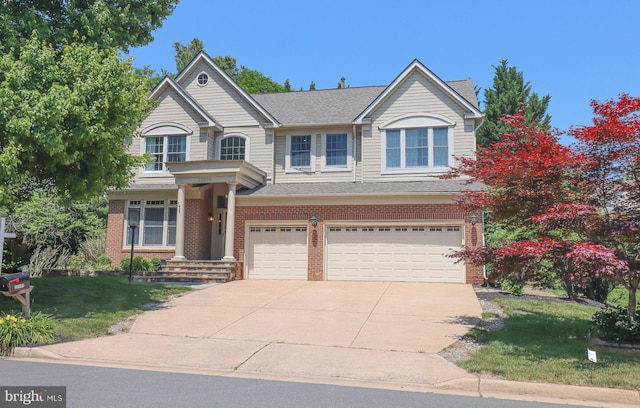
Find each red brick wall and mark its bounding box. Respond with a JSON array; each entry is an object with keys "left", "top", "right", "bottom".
[
  {"left": 184, "top": 199, "right": 209, "bottom": 260},
  {"left": 106, "top": 200, "right": 125, "bottom": 265},
  {"left": 235, "top": 204, "right": 485, "bottom": 284}
]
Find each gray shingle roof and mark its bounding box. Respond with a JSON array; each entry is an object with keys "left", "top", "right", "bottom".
[
  {"left": 251, "top": 79, "right": 478, "bottom": 127},
  {"left": 237, "top": 180, "right": 484, "bottom": 197},
  {"left": 252, "top": 86, "right": 385, "bottom": 126}
]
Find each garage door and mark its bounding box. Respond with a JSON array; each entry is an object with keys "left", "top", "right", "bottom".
[
  {"left": 326, "top": 225, "right": 464, "bottom": 283},
  {"left": 246, "top": 225, "right": 308, "bottom": 279}
]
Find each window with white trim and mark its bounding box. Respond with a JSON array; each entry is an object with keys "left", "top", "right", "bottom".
[
  {"left": 145, "top": 135, "right": 187, "bottom": 172},
  {"left": 383, "top": 127, "right": 451, "bottom": 171},
  {"left": 125, "top": 200, "right": 177, "bottom": 247},
  {"left": 379, "top": 112, "right": 455, "bottom": 174},
  {"left": 218, "top": 135, "right": 247, "bottom": 160},
  {"left": 285, "top": 134, "right": 316, "bottom": 172},
  {"left": 321, "top": 133, "right": 351, "bottom": 171}
]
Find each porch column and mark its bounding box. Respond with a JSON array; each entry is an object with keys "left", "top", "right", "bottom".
[
  {"left": 222, "top": 182, "right": 237, "bottom": 261},
  {"left": 172, "top": 184, "right": 186, "bottom": 260}
]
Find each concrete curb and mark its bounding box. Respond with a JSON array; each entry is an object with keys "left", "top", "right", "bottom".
[
  {"left": 10, "top": 345, "right": 640, "bottom": 407},
  {"left": 12, "top": 346, "right": 64, "bottom": 360},
  {"left": 479, "top": 379, "right": 640, "bottom": 406}
]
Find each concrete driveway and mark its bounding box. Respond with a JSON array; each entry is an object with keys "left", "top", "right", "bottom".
[{"left": 27, "top": 280, "right": 483, "bottom": 387}]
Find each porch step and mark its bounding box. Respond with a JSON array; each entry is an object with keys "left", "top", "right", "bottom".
[{"left": 132, "top": 260, "right": 241, "bottom": 284}]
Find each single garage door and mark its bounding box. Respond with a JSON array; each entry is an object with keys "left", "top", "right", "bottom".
[
  {"left": 246, "top": 225, "right": 308, "bottom": 279},
  {"left": 326, "top": 225, "right": 464, "bottom": 283}
]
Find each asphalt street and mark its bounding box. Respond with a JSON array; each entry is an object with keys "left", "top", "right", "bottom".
[{"left": 0, "top": 360, "right": 594, "bottom": 408}]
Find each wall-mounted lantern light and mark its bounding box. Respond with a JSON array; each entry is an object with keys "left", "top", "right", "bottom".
[
  {"left": 310, "top": 215, "right": 318, "bottom": 227},
  {"left": 208, "top": 213, "right": 215, "bottom": 222},
  {"left": 470, "top": 214, "right": 478, "bottom": 226}
]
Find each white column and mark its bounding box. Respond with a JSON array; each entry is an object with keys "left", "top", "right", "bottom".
[
  {"left": 222, "top": 183, "right": 237, "bottom": 261},
  {"left": 172, "top": 184, "right": 186, "bottom": 260}
]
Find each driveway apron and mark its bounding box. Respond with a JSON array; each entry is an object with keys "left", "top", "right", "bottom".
[{"left": 31, "top": 280, "right": 483, "bottom": 387}]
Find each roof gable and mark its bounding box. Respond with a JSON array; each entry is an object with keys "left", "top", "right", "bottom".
[
  {"left": 354, "top": 59, "right": 483, "bottom": 124},
  {"left": 175, "top": 52, "right": 280, "bottom": 127},
  {"left": 149, "top": 76, "right": 221, "bottom": 130}
]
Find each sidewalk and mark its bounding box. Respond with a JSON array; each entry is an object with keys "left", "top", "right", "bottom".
[{"left": 10, "top": 280, "right": 640, "bottom": 407}]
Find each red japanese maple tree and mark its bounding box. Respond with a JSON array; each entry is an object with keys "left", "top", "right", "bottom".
[{"left": 453, "top": 94, "right": 640, "bottom": 322}]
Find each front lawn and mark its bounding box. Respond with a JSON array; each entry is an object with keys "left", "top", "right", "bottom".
[
  {"left": 0, "top": 276, "right": 192, "bottom": 342},
  {"left": 460, "top": 297, "right": 640, "bottom": 390}
]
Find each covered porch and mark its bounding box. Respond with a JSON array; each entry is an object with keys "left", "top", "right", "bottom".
[{"left": 168, "top": 160, "right": 266, "bottom": 262}]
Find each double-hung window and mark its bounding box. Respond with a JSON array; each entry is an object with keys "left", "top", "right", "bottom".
[
  {"left": 383, "top": 126, "right": 451, "bottom": 172},
  {"left": 380, "top": 113, "right": 455, "bottom": 173},
  {"left": 322, "top": 133, "right": 352, "bottom": 171},
  {"left": 286, "top": 135, "right": 315, "bottom": 172},
  {"left": 145, "top": 135, "right": 187, "bottom": 172},
  {"left": 126, "top": 200, "right": 178, "bottom": 247}
]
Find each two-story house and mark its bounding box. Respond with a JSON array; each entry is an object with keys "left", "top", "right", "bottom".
[{"left": 106, "top": 52, "right": 485, "bottom": 284}]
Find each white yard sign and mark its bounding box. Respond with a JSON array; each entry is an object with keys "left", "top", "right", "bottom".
[{"left": 0, "top": 217, "right": 16, "bottom": 275}]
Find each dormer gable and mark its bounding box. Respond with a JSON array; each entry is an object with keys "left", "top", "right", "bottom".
[{"left": 354, "top": 59, "right": 483, "bottom": 125}]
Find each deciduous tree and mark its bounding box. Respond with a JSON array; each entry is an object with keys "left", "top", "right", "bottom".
[{"left": 453, "top": 94, "right": 640, "bottom": 323}]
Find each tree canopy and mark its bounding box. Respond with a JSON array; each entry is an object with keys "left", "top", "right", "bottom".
[
  {"left": 477, "top": 60, "right": 551, "bottom": 146},
  {"left": 452, "top": 94, "right": 640, "bottom": 322},
  {"left": 0, "top": 0, "right": 178, "bottom": 52},
  {"left": 0, "top": 1, "right": 176, "bottom": 205}
]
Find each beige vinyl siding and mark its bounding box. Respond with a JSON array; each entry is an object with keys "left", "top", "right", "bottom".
[
  {"left": 217, "top": 126, "right": 273, "bottom": 179},
  {"left": 132, "top": 89, "right": 205, "bottom": 180},
  {"left": 273, "top": 127, "right": 361, "bottom": 183},
  {"left": 180, "top": 63, "right": 267, "bottom": 128},
  {"left": 362, "top": 70, "right": 475, "bottom": 182}
]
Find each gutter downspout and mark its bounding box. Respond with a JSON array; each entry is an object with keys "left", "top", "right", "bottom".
[{"left": 352, "top": 124, "right": 357, "bottom": 182}]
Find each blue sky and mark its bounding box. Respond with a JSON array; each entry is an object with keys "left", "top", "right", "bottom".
[{"left": 128, "top": 0, "right": 640, "bottom": 137}]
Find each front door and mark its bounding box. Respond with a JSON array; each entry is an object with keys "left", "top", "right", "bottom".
[{"left": 211, "top": 209, "right": 227, "bottom": 260}]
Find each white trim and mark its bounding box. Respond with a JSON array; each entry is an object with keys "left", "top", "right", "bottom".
[
  {"left": 215, "top": 133, "right": 250, "bottom": 161},
  {"left": 123, "top": 197, "right": 178, "bottom": 249},
  {"left": 175, "top": 52, "right": 281, "bottom": 128},
  {"left": 379, "top": 112, "right": 456, "bottom": 129},
  {"left": 285, "top": 134, "right": 316, "bottom": 173},
  {"left": 141, "top": 134, "right": 191, "bottom": 174},
  {"left": 381, "top": 126, "right": 453, "bottom": 174},
  {"left": 196, "top": 71, "right": 209, "bottom": 87},
  {"left": 353, "top": 59, "right": 483, "bottom": 124},
  {"left": 141, "top": 122, "right": 193, "bottom": 136},
  {"left": 321, "top": 132, "right": 352, "bottom": 172}
]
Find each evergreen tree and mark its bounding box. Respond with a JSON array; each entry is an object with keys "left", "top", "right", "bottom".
[
  {"left": 477, "top": 60, "right": 551, "bottom": 146},
  {"left": 284, "top": 79, "right": 292, "bottom": 92},
  {"left": 309, "top": 81, "right": 316, "bottom": 91}
]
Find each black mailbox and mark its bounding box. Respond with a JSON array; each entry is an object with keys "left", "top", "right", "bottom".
[{"left": 0, "top": 273, "right": 30, "bottom": 293}]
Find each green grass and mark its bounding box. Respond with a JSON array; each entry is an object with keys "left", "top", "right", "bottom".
[
  {"left": 0, "top": 276, "right": 192, "bottom": 341},
  {"left": 460, "top": 298, "right": 640, "bottom": 389}
]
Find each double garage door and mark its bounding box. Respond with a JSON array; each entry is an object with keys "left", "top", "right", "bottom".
[{"left": 246, "top": 224, "right": 464, "bottom": 283}]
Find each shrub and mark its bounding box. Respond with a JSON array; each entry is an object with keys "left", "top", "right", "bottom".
[
  {"left": 592, "top": 306, "right": 640, "bottom": 343},
  {"left": 119, "top": 256, "right": 153, "bottom": 272},
  {"left": 94, "top": 254, "right": 112, "bottom": 270},
  {"left": 0, "top": 312, "right": 56, "bottom": 356},
  {"left": 150, "top": 257, "right": 162, "bottom": 272},
  {"left": 500, "top": 274, "right": 524, "bottom": 296}
]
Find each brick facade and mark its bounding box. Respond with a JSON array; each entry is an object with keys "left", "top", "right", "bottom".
[{"left": 235, "top": 203, "right": 484, "bottom": 284}]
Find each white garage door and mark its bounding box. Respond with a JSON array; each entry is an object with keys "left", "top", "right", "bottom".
[
  {"left": 326, "top": 225, "right": 464, "bottom": 283},
  {"left": 246, "top": 225, "right": 308, "bottom": 279}
]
